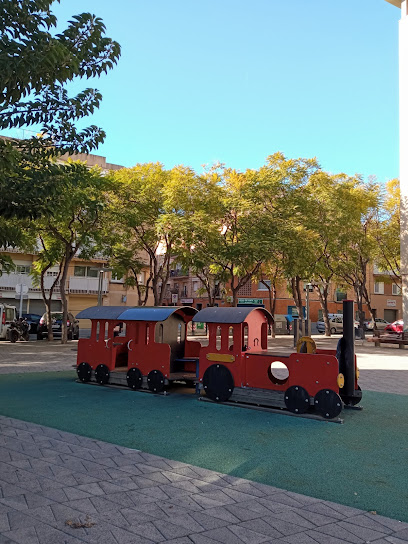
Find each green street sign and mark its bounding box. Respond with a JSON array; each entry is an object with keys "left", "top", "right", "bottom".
[{"left": 238, "top": 298, "right": 263, "bottom": 305}]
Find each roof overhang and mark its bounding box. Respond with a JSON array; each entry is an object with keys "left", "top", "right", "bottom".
[{"left": 385, "top": 0, "right": 402, "bottom": 7}]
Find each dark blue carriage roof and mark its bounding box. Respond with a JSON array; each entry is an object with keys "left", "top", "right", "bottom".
[
  {"left": 193, "top": 306, "right": 273, "bottom": 324},
  {"left": 76, "top": 306, "right": 197, "bottom": 321}
]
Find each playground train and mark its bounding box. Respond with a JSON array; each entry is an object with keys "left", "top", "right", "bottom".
[{"left": 76, "top": 301, "right": 362, "bottom": 421}]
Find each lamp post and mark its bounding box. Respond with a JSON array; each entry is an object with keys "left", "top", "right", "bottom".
[
  {"left": 385, "top": 0, "right": 408, "bottom": 328},
  {"left": 90, "top": 267, "right": 113, "bottom": 306}
]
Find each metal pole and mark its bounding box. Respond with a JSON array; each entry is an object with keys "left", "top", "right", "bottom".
[
  {"left": 18, "top": 284, "right": 24, "bottom": 317},
  {"left": 97, "top": 270, "right": 103, "bottom": 306},
  {"left": 399, "top": 1, "right": 408, "bottom": 329},
  {"left": 305, "top": 284, "right": 310, "bottom": 336},
  {"left": 342, "top": 300, "right": 356, "bottom": 398},
  {"left": 385, "top": 0, "right": 408, "bottom": 328}
]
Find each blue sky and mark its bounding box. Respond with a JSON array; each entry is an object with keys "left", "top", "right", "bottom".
[{"left": 52, "top": 0, "right": 401, "bottom": 182}]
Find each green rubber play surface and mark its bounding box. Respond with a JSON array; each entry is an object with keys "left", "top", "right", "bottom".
[{"left": 0, "top": 371, "right": 407, "bottom": 522}]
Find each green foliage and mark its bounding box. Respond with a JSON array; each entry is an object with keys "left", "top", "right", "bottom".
[{"left": 0, "top": 0, "right": 120, "bottom": 154}]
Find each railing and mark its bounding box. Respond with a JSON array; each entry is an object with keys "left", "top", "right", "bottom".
[
  {"left": 0, "top": 273, "right": 59, "bottom": 291},
  {"left": 68, "top": 276, "right": 108, "bottom": 294}
]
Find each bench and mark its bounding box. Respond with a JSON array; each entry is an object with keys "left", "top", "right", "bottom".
[{"left": 366, "top": 331, "right": 408, "bottom": 349}]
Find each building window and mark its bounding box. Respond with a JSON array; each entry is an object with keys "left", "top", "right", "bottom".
[
  {"left": 15, "top": 265, "right": 31, "bottom": 274},
  {"left": 335, "top": 288, "right": 347, "bottom": 302},
  {"left": 111, "top": 271, "right": 124, "bottom": 283},
  {"left": 74, "top": 266, "right": 99, "bottom": 278},
  {"left": 392, "top": 283, "right": 401, "bottom": 296},
  {"left": 374, "top": 282, "right": 384, "bottom": 295},
  {"left": 258, "top": 280, "right": 271, "bottom": 291}
]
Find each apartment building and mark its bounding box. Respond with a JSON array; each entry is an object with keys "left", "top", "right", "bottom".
[
  {"left": 163, "top": 264, "right": 402, "bottom": 322},
  {"left": 0, "top": 249, "right": 153, "bottom": 320}
]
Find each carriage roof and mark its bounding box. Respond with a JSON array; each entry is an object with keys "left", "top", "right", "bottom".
[
  {"left": 76, "top": 306, "right": 197, "bottom": 321},
  {"left": 192, "top": 306, "right": 273, "bottom": 324}
]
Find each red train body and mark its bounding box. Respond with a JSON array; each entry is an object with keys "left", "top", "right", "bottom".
[{"left": 76, "top": 303, "right": 362, "bottom": 420}]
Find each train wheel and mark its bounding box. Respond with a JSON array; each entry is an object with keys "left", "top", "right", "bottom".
[
  {"left": 95, "top": 364, "right": 110, "bottom": 385},
  {"left": 202, "top": 364, "right": 234, "bottom": 402},
  {"left": 127, "top": 368, "right": 143, "bottom": 390},
  {"left": 147, "top": 370, "right": 165, "bottom": 393},
  {"left": 77, "top": 362, "right": 92, "bottom": 383},
  {"left": 284, "top": 385, "right": 310, "bottom": 414},
  {"left": 314, "top": 389, "right": 343, "bottom": 419}
]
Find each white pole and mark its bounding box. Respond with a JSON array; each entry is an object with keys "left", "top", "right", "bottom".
[{"left": 399, "top": 1, "right": 408, "bottom": 327}]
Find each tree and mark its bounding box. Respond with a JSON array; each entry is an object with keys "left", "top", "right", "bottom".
[
  {"left": 374, "top": 179, "right": 401, "bottom": 283},
  {"left": 245, "top": 152, "right": 321, "bottom": 332},
  {"left": 0, "top": 0, "right": 120, "bottom": 226},
  {"left": 108, "top": 163, "right": 191, "bottom": 306},
  {"left": 0, "top": 0, "right": 120, "bottom": 155},
  {"left": 333, "top": 180, "right": 381, "bottom": 329},
  {"left": 32, "top": 162, "right": 111, "bottom": 342}
]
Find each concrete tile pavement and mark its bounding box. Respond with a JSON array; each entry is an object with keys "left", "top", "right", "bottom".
[{"left": 0, "top": 415, "right": 408, "bottom": 544}]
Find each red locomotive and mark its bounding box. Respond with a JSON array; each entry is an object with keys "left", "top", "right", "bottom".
[{"left": 76, "top": 300, "right": 362, "bottom": 420}]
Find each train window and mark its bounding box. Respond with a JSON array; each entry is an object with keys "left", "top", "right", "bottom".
[
  {"left": 261, "top": 323, "right": 267, "bottom": 349},
  {"left": 216, "top": 326, "right": 222, "bottom": 350},
  {"left": 177, "top": 323, "right": 182, "bottom": 344},
  {"left": 146, "top": 324, "right": 150, "bottom": 344},
  {"left": 159, "top": 324, "right": 164, "bottom": 343},
  {"left": 268, "top": 361, "right": 289, "bottom": 386},
  {"left": 228, "top": 327, "right": 234, "bottom": 350},
  {"left": 96, "top": 321, "right": 100, "bottom": 341},
  {"left": 242, "top": 324, "right": 248, "bottom": 351},
  {"left": 114, "top": 322, "right": 125, "bottom": 337},
  {"left": 105, "top": 321, "right": 109, "bottom": 339}
]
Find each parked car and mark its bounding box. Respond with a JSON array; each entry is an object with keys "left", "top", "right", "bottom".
[
  {"left": 37, "top": 312, "right": 79, "bottom": 340},
  {"left": 363, "top": 318, "right": 390, "bottom": 332},
  {"left": 316, "top": 316, "right": 359, "bottom": 334},
  {"left": 384, "top": 320, "right": 404, "bottom": 334},
  {"left": 21, "top": 313, "right": 42, "bottom": 334},
  {"left": 0, "top": 304, "right": 17, "bottom": 340}
]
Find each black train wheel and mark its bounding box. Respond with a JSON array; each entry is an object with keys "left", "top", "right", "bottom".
[
  {"left": 127, "top": 368, "right": 143, "bottom": 390},
  {"left": 314, "top": 389, "right": 343, "bottom": 419},
  {"left": 147, "top": 370, "right": 165, "bottom": 393},
  {"left": 284, "top": 385, "right": 310, "bottom": 414},
  {"left": 95, "top": 364, "right": 110, "bottom": 385},
  {"left": 77, "top": 362, "right": 92, "bottom": 383},
  {"left": 202, "top": 364, "right": 234, "bottom": 402}
]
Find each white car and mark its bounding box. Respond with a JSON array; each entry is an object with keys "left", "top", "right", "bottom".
[
  {"left": 364, "top": 318, "right": 390, "bottom": 331},
  {"left": 316, "top": 316, "right": 359, "bottom": 334}
]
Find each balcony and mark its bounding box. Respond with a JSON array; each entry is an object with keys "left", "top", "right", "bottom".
[
  {"left": 68, "top": 276, "right": 108, "bottom": 294},
  {"left": 0, "top": 273, "right": 59, "bottom": 292},
  {"left": 170, "top": 269, "right": 189, "bottom": 278}
]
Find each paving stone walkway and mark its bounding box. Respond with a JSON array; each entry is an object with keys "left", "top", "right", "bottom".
[{"left": 0, "top": 415, "right": 407, "bottom": 544}]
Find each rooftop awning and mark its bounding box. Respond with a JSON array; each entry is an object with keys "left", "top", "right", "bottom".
[
  {"left": 76, "top": 306, "right": 197, "bottom": 321},
  {"left": 192, "top": 306, "right": 273, "bottom": 324}
]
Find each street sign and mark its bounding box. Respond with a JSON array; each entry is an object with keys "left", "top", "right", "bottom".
[
  {"left": 171, "top": 294, "right": 178, "bottom": 303},
  {"left": 238, "top": 298, "right": 263, "bottom": 305},
  {"left": 15, "top": 284, "right": 28, "bottom": 295}
]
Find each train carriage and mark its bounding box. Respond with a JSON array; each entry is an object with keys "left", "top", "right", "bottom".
[
  {"left": 194, "top": 302, "right": 362, "bottom": 419},
  {"left": 76, "top": 306, "right": 199, "bottom": 391}
]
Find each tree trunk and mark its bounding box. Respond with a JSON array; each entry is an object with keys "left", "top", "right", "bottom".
[
  {"left": 314, "top": 283, "right": 331, "bottom": 336},
  {"left": 59, "top": 255, "right": 73, "bottom": 344},
  {"left": 291, "top": 276, "right": 304, "bottom": 336}
]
